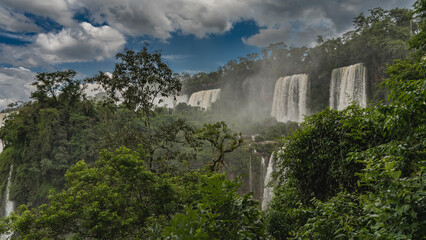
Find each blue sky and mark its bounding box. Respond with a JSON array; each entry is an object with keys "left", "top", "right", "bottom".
[{"left": 0, "top": 0, "right": 416, "bottom": 109}]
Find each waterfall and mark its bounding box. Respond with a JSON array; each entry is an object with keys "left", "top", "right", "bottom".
[
  {"left": 154, "top": 94, "right": 188, "bottom": 108},
  {"left": 175, "top": 95, "right": 188, "bottom": 106},
  {"left": 262, "top": 154, "right": 275, "bottom": 210},
  {"left": 1, "top": 166, "right": 14, "bottom": 240},
  {"left": 1, "top": 113, "right": 14, "bottom": 239},
  {"left": 188, "top": 89, "right": 221, "bottom": 110},
  {"left": 249, "top": 155, "right": 253, "bottom": 192},
  {"left": 329, "top": 63, "right": 367, "bottom": 110},
  {"left": 154, "top": 96, "right": 175, "bottom": 108},
  {"left": 271, "top": 74, "right": 309, "bottom": 123},
  {"left": 0, "top": 113, "right": 6, "bottom": 155}
]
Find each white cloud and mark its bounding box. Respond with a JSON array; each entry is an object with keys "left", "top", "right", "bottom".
[
  {"left": 0, "top": 22, "right": 126, "bottom": 66},
  {"left": 0, "top": 67, "right": 36, "bottom": 109},
  {"left": 77, "top": 0, "right": 244, "bottom": 40},
  {"left": 240, "top": 0, "right": 412, "bottom": 47},
  {"left": 0, "top": 0, "right": 417, "bottom": 67},
  {"left": 0, "top": 7, "right": 41, "bottom": 32},
  {"left": 242, "top": 24, "right": 293, "bottom": 47},
  {"left": 35, "top": 22, "right": 126, "bottom": 63},
  {"left": 242, "top": 7, "right": 339, "bottom": 47},
  {"left": 76, "top": 0, "right": 414, "bottom": 47},
  {"left": 0, "top": 44, "right": 50, "bottom": 68},
  {"left": 1, "top": 0, "right": 75, "bottom": 27}
]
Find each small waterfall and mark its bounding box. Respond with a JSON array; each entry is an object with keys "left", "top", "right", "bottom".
[
  {"left": 188, "top": 89, "right": 221, "bottom": 110},
  {"left": 1, "top": 166, "right": 14, "bottom": 240},
  {"left": 329, "top": 63, "right": 367, "bottom": 110},
  {"left": 271, "top": 74, "right": 309, "bottom": 122},
  {"left": 260, "top": 155, "right": 265, "bottom": 198},
  {"left": 249, "top": 155, "right": 253, "bottom": 192},
  {"left": 0, "top": 113, "right": 6, "bottom": 155},
  {"left": 262, "top": 154, "right": 275, "bottom": 210},
  {"left": 1, "top": 113, "right": 14, "bottom": 239}
]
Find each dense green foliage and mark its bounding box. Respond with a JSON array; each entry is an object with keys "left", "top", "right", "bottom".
[
  {"left": 267, "top": 2, "right": 426, "bottom": 238},
  {"left": 5, "top": 148, "right": 265, "bottom": 239},
  {"left": 0, "top": 2, "right": 424, "bottom": 239},
  {"left": 0, "top": 47, "right": 268, "bottom": 239},
  {"left": 0, "top": 91, "right": 100, "bottom": 207},
  {"left": 162, "top": 174, "right": 266, "bottom": 239}
]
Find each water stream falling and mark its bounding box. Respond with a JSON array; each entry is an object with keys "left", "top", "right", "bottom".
[
  {"left": 271, "top": 74, "right": 309, "bottom": 122},
  {"left": 249, "top": 155, "right": 253, "bottom": 193},
  {"left": 1, "top": 113, "right": 14, "bottom": 239},
  {"left": 188, "top": 89, "right": 221, "bottom": 110},
  {"left": 262, "top": 154, "right": 275, "bottom": 210},
  {"left": 0, "top": 165, "right": 14, "bottom": 240},
  {"left": 329, "top": 63, "right": 367, "bottom": 110},
  {"left": 154, "top": 94, "right": 188, "bottom": 108}
]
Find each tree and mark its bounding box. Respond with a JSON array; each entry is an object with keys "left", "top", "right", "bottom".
[
  {"left": 2, "top": 148, "right": 268, "bottom": 239},
  {"left": 196, "top": 121, "right": 243, "bottom": 172},
  {"left": 92, "top": 47, "right": 182, "bottom": 171},
  {"left": 31, "top": 70, "right": 86, "bottom": 107},
  {"left": 5, "top": 147, "right": 179, "bottom": 239},
  {"left": 410, "top": 0, "right": 426, "bottom": 57},
  {"left": 92, "top": 47, "right": 181, "bottom": 129},
  {"left": 162, "top": 174, "right": 267, "bottom": 239}
]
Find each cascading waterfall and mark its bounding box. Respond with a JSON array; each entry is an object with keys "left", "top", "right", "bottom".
[
  {"left": 188, "top": 89, "right": 221, "bottom": 110},
  {"left": 329, "top": 63, "right": 367, "bottom": 110},
  {"left": 260, "top": 155, "right": 265, "bottom": 199},
  {"left": 271, "top": 74, "right": 309, "bottom": 122},
  {"left": 0, "top": 113, "right": 6, "bottom": 154},
  {"left": 262, "top": 153, "right": 275, "bottom": 210},
  {"left": 1, "top": 113, "right": 14, "bottom": 239},
  {"left": 249, "top": 155, "right": 253, "bottom": 192},
  {"left": 1, "top": 166, "right": 14, "bottom": 240}
]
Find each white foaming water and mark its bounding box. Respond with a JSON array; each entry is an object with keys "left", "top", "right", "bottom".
[
  {"left": 0, "top": 113, "right": 6, "bottom": 156},
  {"left": 271, "top": 74, "right": 309, "bottom": 122},
  {"left": 329, "top": 63, "right": 367, "bottom": 110},
  {"left": 175, "top": 95, "right": 188, "bottom": 106},
  {"left": 1, "top": 113, "right": 14, "bottom": 239},
  {"left": 1, "top": 166, "right": 14, "bottom": 240},
  {"left": 249, "top": 155, "right": 253, "bottom": 192},
  {"left": 154, "top": 94, "right": 188, "bottom": 108},
  {"left": 262, "top": 154, "right": 275, "bottom": 210},
  {"left": 187, "top": 89, "right": 221, "bottom": 110}
]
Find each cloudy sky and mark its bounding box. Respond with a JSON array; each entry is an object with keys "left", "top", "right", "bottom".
[{"left": 0, "top": 0, "right": 416, "bottom": 109}]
